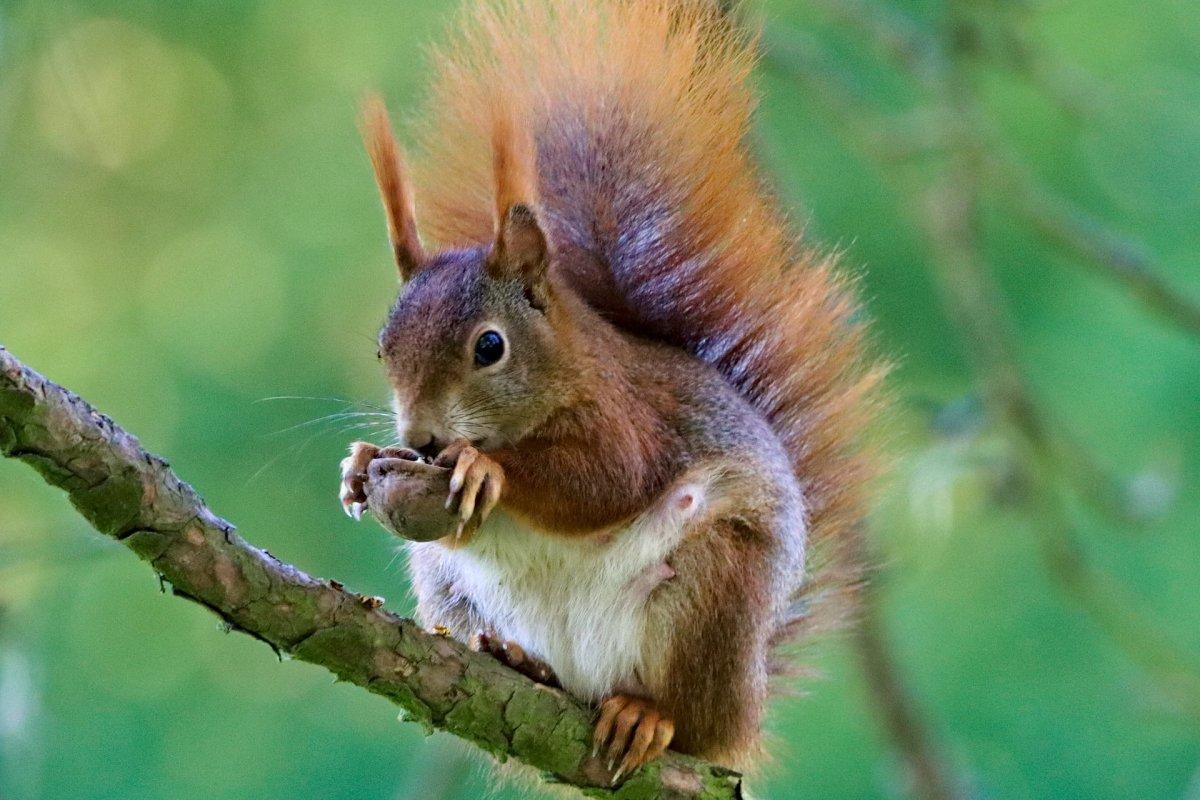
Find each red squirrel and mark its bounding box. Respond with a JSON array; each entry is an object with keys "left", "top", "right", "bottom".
[{"left": 338, "top": 0, "right": 884, "bottom": 781}]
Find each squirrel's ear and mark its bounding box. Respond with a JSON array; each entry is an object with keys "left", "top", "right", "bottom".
[
  {"left": 360, "top": 95, "right": 425, "bottom": 281},
  {"left": 489, "top": 203, "right": 549, "bottom": 303},
  {"left": 487, "top": 109, "right": 549, "bottom": 306}
]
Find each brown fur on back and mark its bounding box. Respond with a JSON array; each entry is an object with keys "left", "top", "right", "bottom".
[{"left": 410, "top": 0, "right": 886, "bottom": 670}]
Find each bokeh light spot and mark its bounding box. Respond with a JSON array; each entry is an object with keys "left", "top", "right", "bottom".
[{"left": 35, "top": 19, "right": 184, "bottom": 170}]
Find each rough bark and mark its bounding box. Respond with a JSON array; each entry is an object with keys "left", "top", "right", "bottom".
[{"left": 0, "top": 346, "right": 744, "bottom": 800}]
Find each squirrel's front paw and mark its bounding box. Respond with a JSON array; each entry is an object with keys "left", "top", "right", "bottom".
[
  {"left": 339, "top": 442, "right": 423, "bottom": 520},
  {"left": 435, "top": 440, "right": 505, "bottom": 545},
  {"left": 339, "top": 441, "right": 380, "bottom": 520}
]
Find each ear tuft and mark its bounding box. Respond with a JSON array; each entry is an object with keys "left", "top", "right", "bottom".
[
  {"left": 360, "top": 94, "right": 425, "bottom": 280},
  {"left": 491, "top": 108, "right": 538, "bottom": 226},
  {"left": 487, "top": 109, "right": 550, "bottom": 307}
]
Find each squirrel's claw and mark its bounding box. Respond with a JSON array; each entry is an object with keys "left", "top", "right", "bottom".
[
  {"left": 592, "top": 695, "right": 674, "bottom": 786},
  {"left": 441, "top": 442, "right": 505, "bottom": 545},
  {"left": 339, "top": 441, "right": 380, "bottom": 519},
  {"left": 446, "top": 446, "right": 478, "bottom": 505},
  {"left": 339, "top": 487, "right": 357, "bottom": 518},
  {"left": 480, "top": 476, "right": 502, "bottom": 520}
]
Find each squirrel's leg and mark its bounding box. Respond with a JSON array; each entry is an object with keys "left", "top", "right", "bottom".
[
  {"left": 408, "top": 543, "right": 489, "bottom": 637},
  {"left": 409, "top": 545, "right": 557, "bottom": 685},
  {"left": 408, "top": 542, "right": 558, "bottom": 687},
  {"left": 635, "top": 507, "right": 788, "bottom": 771},
  {"left": 592, "top": 512, "right": 785, "bottom": 779}
]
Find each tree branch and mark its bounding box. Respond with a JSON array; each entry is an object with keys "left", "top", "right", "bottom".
[
  {"left": 802, "top": 0, "right": 942, "bottom": 86},
  {"left": 1000, "top": 166, "right": 1200, "bottom": 339},
  {"left": 0, "top": 346, "right": 743, "bottom": 800}
]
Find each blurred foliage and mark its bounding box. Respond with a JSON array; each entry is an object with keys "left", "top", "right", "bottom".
[{"left": 0, "top": 1, "right": 1198, "bottom": 799}]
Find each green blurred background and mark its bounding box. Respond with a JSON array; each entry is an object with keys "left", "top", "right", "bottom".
[{"left": 1, "top": 1, "right": 1198, "bottom": 798}]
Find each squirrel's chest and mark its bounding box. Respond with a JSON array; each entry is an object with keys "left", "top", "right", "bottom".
[{"left": 444, "top": 508, "right": 688, "bottom": 701}]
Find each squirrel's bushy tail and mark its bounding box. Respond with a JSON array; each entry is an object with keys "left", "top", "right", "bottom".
[{"left": 412, "top": 0, "right": 887, "bottom": 671}]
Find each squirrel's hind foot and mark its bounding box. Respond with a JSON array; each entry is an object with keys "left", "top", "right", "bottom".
[
  {"left": 471, "top": 631, "right": 559, "bottom": 688},
  {"left": 592, "top": 694, "right": 675, "bottom": 785}
]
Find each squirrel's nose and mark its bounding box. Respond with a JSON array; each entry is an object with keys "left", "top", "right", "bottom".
[{"left": 404, "top": 428, "right": 433, "bottom": 450}]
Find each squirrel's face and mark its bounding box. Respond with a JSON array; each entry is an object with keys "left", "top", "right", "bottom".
[
  {"left": 362, "top": 97, "right": 561, "bottom": 454},
  {"left": 379, "top": 227, "right": 565, "bottom": 456}
]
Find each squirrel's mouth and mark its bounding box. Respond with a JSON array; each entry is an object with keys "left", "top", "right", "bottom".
[{"left": 415, "top": 439, "right": 443, "bottom": 461}]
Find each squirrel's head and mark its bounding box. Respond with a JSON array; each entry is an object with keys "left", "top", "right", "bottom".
[{"left": 361, "top": 97, "right": 571, "bottom": 456}]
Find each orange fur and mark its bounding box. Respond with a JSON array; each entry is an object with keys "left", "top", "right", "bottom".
[
  {"left": 490, "top": 105, "right": 538, "bottom": 226},
  {"left": 361, "top": 94, "right": 424, "bottom": 277},
  {"left": 408, "top": 0, "right": 886, "bottom": 663}
]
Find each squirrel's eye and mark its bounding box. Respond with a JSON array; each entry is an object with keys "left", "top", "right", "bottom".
[{"left": 474, "top": 330, "right": 505, "bottom": 367}]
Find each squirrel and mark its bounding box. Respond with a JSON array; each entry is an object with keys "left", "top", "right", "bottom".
[{"left": 338, "top": 0, "right": 884, "bottom": 783}]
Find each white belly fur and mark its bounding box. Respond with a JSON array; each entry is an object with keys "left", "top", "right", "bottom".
[{"left": 440, "top": 477, "right": 710, "bottom": 701}]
